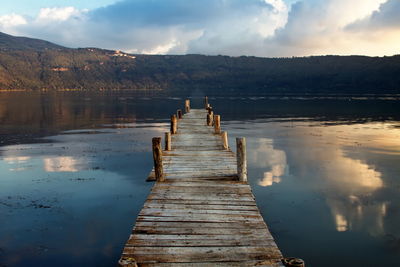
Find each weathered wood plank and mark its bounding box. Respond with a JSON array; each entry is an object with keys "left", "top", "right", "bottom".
[
  {"left": 128, "top": 234, "right": 274, "bottom": 241},
  {"left": 144, "top": 198, "right": 257, "bottom": 206},
  {"left": 139, "top": 208, "right": 260, "bottom": 216},
  {"left": 121, "top": 246, "right": 283, "bottom": 262},
  {"left": 128, "top": 238, "right": 275, "bottom": 247},
  {"left": 140, "top": 260, "right": 283, "bottom": 267},
  {"left": 134, "top": 221, "right": 267, "bottom": 229},
  {"left": 133, "top": 227, "right": 271, "bottom": 236}
]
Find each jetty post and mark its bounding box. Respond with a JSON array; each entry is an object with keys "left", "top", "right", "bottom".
[
  {"left": 171, "top": 114, "right": 177, "bottom": 134},
  {"left": 207, "top": 112, "right": 214, "bottom": 126},
  {"left": 152, "top": 137, "right": 164, "bottom": 182},
  {"left": 214, "top": 115, "right": 221, "bottom": 134},
  {"left": 177, "top": 109, "right": 182, "bottom": 119},
  {"left": 165, "top": 132, "right": 171, "bottom": 151},
  {"left": 222, "top": 131, "right": 229, "bottom": 150},
  {"left": 185, "top": 99, "right": 190, "bottom": 113},
  {"left": 236, "top": 137, "right": 247, "bottom": 182}
]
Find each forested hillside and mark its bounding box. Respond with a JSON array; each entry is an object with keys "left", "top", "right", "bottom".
[{"left": 1, "top": 32, "right": 399, "bottom": 95}]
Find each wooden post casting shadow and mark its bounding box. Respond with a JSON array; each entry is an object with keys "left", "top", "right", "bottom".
[
  {"left": 170, "top": 114, "right": 177, "bottom": 134},
  {"left": 236, "top": 137, "right": 247, "bottom": 182},
  {"left": 222, "top": 131, "right": 229, "bottom": 150},
  {"left": 206, "top": 113, "right": 213, "bottom": 126},
  {"left": 214, "top": 115, "right": 221, "bottom": 134},
  {"left": 165, "top": 132, "right": 171, "bottom": 151},
  {"left": 177, "top": 109, "right": 182, "bottom": 119},
  {"left": 152, "top": 137, "right": 164, "bottom": 182},
  {"left": 185, "top": 99, "right": 190, "bottom": 113},
  {"left": 204, "top": 96, "right": 208, "bottom": 109}
]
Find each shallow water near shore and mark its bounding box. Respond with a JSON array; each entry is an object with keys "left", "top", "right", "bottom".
[{"left": 1, "top": 92, "right": 400, "bottom": 266}]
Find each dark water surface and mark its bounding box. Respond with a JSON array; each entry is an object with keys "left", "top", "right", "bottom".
[{"left": 1, "top": 92, "right": 400, "bottom": 267}]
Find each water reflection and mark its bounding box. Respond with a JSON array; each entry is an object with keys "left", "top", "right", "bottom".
[
  {"left": 249, "top": 138, "right": 288, "bottom": 187},
  {"left": 4, "top": 156, "right": 31, "bottom": 163},
  {"left": 1, "top": 93, "right": 400, "bottom": 267},
  {"left": 228, "top": 119, "right": 400, "bottom": 266},
  {"left": 281, "top": 123, "right": 387, "bottom": 234},
  {"left": 43, "top": 157, "right": 80, "bottom": 172}
]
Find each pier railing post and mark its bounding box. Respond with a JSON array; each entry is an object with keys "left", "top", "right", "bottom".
[
  {"left": 204, "top": 96, "right": 208, "bottom": 109},
  {"left": 207, "top": 112, "right": 214, "bottom": 126},
  {"left": 152, "top": 137, "right": 164, "bottom": 182},
  {"left": 236, "top": 137, "right": 247, "bottom": 182},
  {"left": 214, "top": 115, "right": 221, "bottom": 134},
  {"left": 185, "top": 99, "right": 190, "bottom": 113},
  {"left": 177, "top": 109, "right": 182, "bottom": 119},
  {"left": 171, "top": 114, "right": 177, "bottom": 134},
  {"left": 222, "top": 131, "right": 229, "bottom": 150},
  {"left": 165, "top": 132, "right": 171, "bottom": 151}
]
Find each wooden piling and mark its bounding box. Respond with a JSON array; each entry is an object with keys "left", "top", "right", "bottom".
[
  {"left": 177, "top": 109, "right": 182, "bottom": 119},
  {"left": 170, "top": 115, "right": 177, "bottom": 134},
  {"left": 282, "top": 257, "right": 305, "bottom": 267},
  {"left": 152, "top": 137, "right": 164, "bottom": 182},
  {"left": 206, "top": 112, "right": 213, "bottom": 126},
  {"left": 236, "top": 137, "right": 247, "bottom": 182},
  {"left": 165, "top": 132, "right": 171, "bottom": 151},
  {"left": 222, "top": 131, "right": 229, "bottom": 150},
  {"left": 208, "top": 106, "right": 213, "bottom": 115},
  {"left": 185, "top": 99, "right": 190, "bottom": 113},
  {"left": 204, "top": 96, "right": 208, "bottom": 109},
  {"left": 214, "top": 115, "right": 221, "bottom": 134}
]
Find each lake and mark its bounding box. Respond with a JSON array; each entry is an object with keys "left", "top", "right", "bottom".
[{"left": 1, "top": 92, "right": 400, "bottom": 267}]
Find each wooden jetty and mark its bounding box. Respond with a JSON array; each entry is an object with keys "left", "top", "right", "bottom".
[{"left": 119, "top": 99, "right": 303, "bottom": 267}]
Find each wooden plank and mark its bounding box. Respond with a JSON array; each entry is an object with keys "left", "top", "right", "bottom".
[
  {"left": 140, "top": 260, "right": 284, "bottom": 267},
  {"left": 133, "top": 227, "right": 271, "bottom": 236},
  {"left": 128, "top": 238, "right": 275, "bottom": 247},
  {"left": 121, "top": 246, "right": 282, "bottom": 263},
  {"left": 128, "top": 234, "right": 274, "bottom": 241},
  {"left": 140, "top": 205, "right": 260, "bottom": 212},
  {"left": 151, "top": 187, "right": 252, "bottom": 194},
  {"left": 136, "top": 216, "right": 263, "bottom": 223},
  {"left": 139, "top": 208, "right": 260, "bottom": 216},
  {"left": 134, "top": 221, "right": 267, "bottom": 229},
  {"left": 144, "top": 198, "right": 257, "bottom": 206}
]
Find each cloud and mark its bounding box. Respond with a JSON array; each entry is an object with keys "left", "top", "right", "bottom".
[
  {"left": 0, "top": 0, "right": 399, "bottom": 56},
  {"left": 0, "top": 0, "right": 288, "bottom": 54},
  {"left": 260, "top": 0, "right": 394, "bottom": 56},
  {"left": 347, "top": 0, "right": 400, "bottom": 31},
  {"left": 36, "top": 7, "right": 86, "bottom": 22},
  {"left": 0, "top": 14, "right": 27, "bottom": 34}
]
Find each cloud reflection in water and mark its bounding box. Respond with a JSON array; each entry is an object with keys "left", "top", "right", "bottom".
[
  {"left": 248, "top": 122, "right": 397, "bottom": 235},
  {"left": 248, "top": 138, "right": 288, "bottom": 187},
  {"left": 43, "top": 156, "right": 81, "bottom": 172}
]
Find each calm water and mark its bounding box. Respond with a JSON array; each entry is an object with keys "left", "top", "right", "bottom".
[{"left": 1, "top": 92, "right": 400, "bottom": 267}]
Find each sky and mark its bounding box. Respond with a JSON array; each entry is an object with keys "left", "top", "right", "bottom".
[{"left": 0, "top": 0, "right": 399, "bottom": 57}]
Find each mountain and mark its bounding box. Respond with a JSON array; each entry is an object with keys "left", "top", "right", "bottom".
[
  {"left": 0, "top": 32, "right": 399, "bottom": 95},
  {"left": 0, "top": 32, "right": 64, "bottom": 51}
]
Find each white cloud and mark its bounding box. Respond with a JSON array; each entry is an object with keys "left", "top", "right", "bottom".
[
  {"left": 261, "top": 0, "right": 395, "bottom": 56},
  {"left": 347, "top": 0, "right": 400, "bottom": 31},
  {"left": 0, "top": 13, "right": 27, "bottom": 34},
  {"left": 36, "top": 7, "right": 86, "bottom": 22},
  {"left": 0, "top": 0, "right": 398, "bottom": 56}
]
